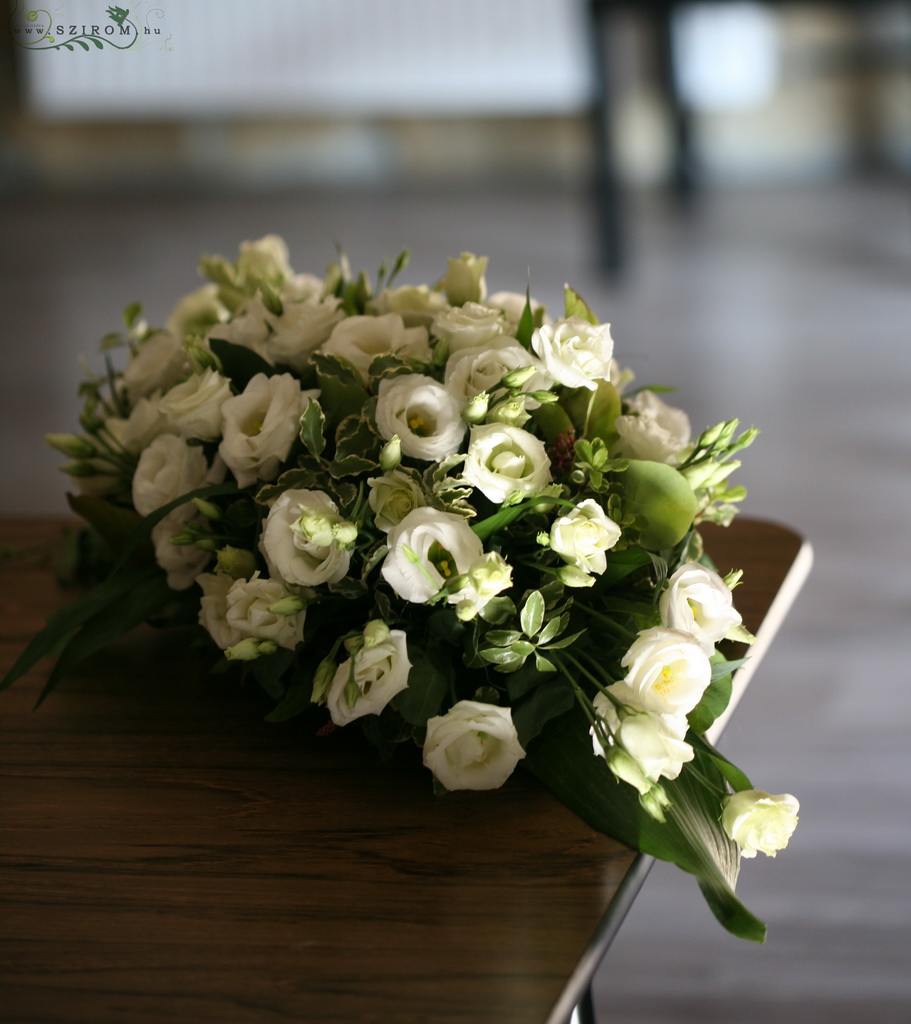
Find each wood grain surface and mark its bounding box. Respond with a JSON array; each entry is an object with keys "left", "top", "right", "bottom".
[{"left": 0, "top": 516, "right": 802, "bottom": 1024}]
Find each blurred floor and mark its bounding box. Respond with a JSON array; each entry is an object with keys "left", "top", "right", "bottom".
[{"left": 2, "top": 176, "right": 910, "bottom": 1022}]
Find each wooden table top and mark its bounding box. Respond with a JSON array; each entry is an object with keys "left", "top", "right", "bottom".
[{"left": 0, "top": 516, "right": 809, "bottom": 1024}]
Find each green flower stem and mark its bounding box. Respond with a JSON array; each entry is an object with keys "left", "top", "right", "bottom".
[{"left": 574, "top": 602, "right": 638, "bottom": 642}]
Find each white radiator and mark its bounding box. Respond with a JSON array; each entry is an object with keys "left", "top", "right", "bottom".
[{"left": 17, "top": 0, "right": 594, "bottom": 120}]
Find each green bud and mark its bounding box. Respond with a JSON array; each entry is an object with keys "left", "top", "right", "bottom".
[
  {"left": 168, "top": 530, "right": 196, "bottom": 546},
  {"left": 639, "top": 784, "right": 671, "bottom": 823},
  {"left": 528, "top": 390, "right": 559, "bottom": 404},
  {"left": 192, "top": 497, "right": 223, "bottom": 521},
  {"left": 224, "top": 638, "right": 265, "bottom": 662},
  {"left": 461, "top": 391, "right": 490, "bottom": 425},
  {"left": 267, "top": 595, "right": 307, "bottom": 616},
  {"left": 441, "top": 252, "right": 488, "bottom": 306},
  {"left": 456, "top": 599, "right": 478, "bottom": 622},
  {"left": 362, "top": 620, "right": 391, "bottom": 647},
  {"left": 557, "top": 564, "right": 595, "bottom": 588},
  {"left": 697, "top": 420, "right": 728, "bottom": 448},
  {"left": 195, "top": 536, "right": 219, "bottom": 552},
  {"left": 606, "top": 746, "right": 652, "bottom": 797},
  {"left": 333, "top": 520, "right": 358, "bottom": 546},
  {"left": 186, "top": 338, "right": 221, "bottom": 372},
  {"left": 489, "top": 397, "right": 530, "bottom": 428},
  {"left": 311, "top": 657, "right": 337, "bottom": 704},
  {"left": 379, "top": 435, "right": 402, "bottom": 471},
  {"left": 46, "top": 433, "right": 96, "bottom": 459},
  {"left": 58, "top": 460, "right": 102, "bottom": 478},
  {"left": 500, "top": 365, "right": 536, "bottom": 390},
  {"left": 216, "top": 546, "right": 257, "bottom": 580}
]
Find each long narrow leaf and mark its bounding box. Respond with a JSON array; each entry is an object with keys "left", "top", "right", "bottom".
[
  {"left": 34, "top": 567, "right": 175, "bottom": 707},
  {"left": 524, "top": 705, "right": 767, "bottom": 941},
  {"left": 1, "top": 563, "right": 163, "bottom": 692}
]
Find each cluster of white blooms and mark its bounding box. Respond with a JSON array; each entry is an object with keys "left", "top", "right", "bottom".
[
  {"left": 51, "top": 238, "right": 785, "bottom": 826},
  {"left": 590, "top": 562, "right": 743, "bottom": 813},
  {"left": 590, "top": 562, "right": 798, "bottom": 855}
]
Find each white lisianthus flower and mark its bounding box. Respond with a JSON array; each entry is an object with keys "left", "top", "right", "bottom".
[
  {"left": 721, "top": 790, "right": 800, "bottom": 859},
  {"left": 614, "top": 390, "right": 691, "bottom": 465},
  {"left": 263, "top": 296, "right": 345, "bottom": 371},
  {"left": 158, "top": 367, "right": 232, "bottom": 441},
  {"left": 462, "top": 423, "right": 552, "bottom": 504},
  {"left": 370, "top": 285, "right": 450, "bottom": 327},
  {"left": 151, "top": 507, "right": 212, "bottom": 590},
  {"left": 166, "top": 283, "right": 228, "bottom": 341},
  {"left": 659, "top": 562, "right": 743, "bottom": 654},
  {"left": 608, "top": 626, "right": 712, "bottom": 718},
  {"left": 431, "top": 302, "right": 504, "bottom": 354},
  {"left": 105, "top": 395, "right": 175, "bottom": 453},
  {"left": 374, "top": 374, "right": 466, "bottom": 462},
  {"left": 454, "top": 551, "right": 513, "bottom": 620},
  {"left": 132, "top": 433, "right": 216, "bottom": 516},
  {"left": 120, "top": 331, "right": 190, "bottom": 402},
  {"left": 367, "top": 468, "right": 427, "bottom": 532},
  {"left": 486, "top": 290, "right": 547, "bottom": 328},
  {"left": 321, "top": 313, "right": 431, "bottom": 383},
  {"left": 440, "top": 253, "right": 488, "bottom": 306},
  {"left": 206, "top": 298, "right": 272, "bottom": 362},
  {"left": 444, "top": 337, "right": 552, "bottom": 406},
  {"left": 326, "top": 628, "right": 411, "bottom": 726},
  {"left": 531, "top": 316, "right": 614, "bottom": 390},
  {"left": 224, "top": 573, "right": 305, "bottom": 650},
  {"left": 218, "top": 373, "right": 313, "bottom": 488},
  {"left": 261, "top": 489, "right": 355, "bottom": 587},
  {"left": 591, "top": 692, "right": 693, "bottom": 783},
  {"left": 423, "top": 700, "right": 525, "bottom": 791},
  {"left": 550, "top": 498, "right": 621, "bottom": 576},
  {"left": 281, "top": 272, "right": 324, "bottom": 303},
  {"left": 236, "top": 234, "right": 293, "bottom": 287},
  {"left": 196, "top": 572, "right": 244, "bottom": 650},
  {"left": 381, "top": 507, "right": 483, "bottom": 605}
]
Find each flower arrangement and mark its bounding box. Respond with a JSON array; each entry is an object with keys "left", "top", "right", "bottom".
[{"left": 2, "top": 236, "right": 798, "bottom": 941}]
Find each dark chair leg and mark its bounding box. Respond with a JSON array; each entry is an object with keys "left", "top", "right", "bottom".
[
  {"left": 588, "top": 0, "right": 626, "bottom": 275},
  {"left": 652, "top": 0, "right": 697, "bottom": 200}
]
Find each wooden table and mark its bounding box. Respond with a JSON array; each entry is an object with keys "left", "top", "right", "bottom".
[{"left": 0, "top": 517, "right": 810, "bottom": 1024}]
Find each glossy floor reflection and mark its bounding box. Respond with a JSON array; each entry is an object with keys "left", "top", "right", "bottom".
[{"left": 2, "top": 176, "right": 909, "bottom": 1022}]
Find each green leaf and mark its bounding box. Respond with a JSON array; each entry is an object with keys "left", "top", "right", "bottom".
[
  {"left": 484, "top": 629, "right": 522, "bottom": 647},
  {"left": 265, "top": 675, "right": 314, "bottom": 722},
  {"left": 562, "top": 381, "right": 620, "bottom": 445},
  {"left": 34, "top": 567, "right": 175, "bottom": 707},
  {"left": 601, "top": 548, "right": 652, "bottom": 587},
  {"left": 687, "top": 655, "right": 735, "bottom": 735},
  {"left": 477, "top": 596, "right": 516, "bottom": 625},
  {"left": 689, "top": 734, "right": 755, "bottom": 794},
  {"left": 520, "top": 590, "right": 545, "bottom": 639},
  {"left": 515, "top": 288, "right": 535, "bottom": 349},
  {"left": 525, "top": 706, "right": 766, "bottom": 941},
  {"left": 250, "top": 647, "right": 296, "bottom": 702},
  {"left": 122, "top": 301, "right": 143, "bottom": 329},
  {"left": 312, "top": 352, "right": 370, "bottom": 431},
  {"left": 299, "top": 398, "right": 326, "bottom": 458},
  {"left": 513, "top": 679, "right": 575, "bottom": 747},
  {"left": 66, "top": 493, "right": 148, "bottom": 562},
  {"left": 564, "top": 285, "right": 599, "bottom": 324},
  {"left": 209, "top": 337, "right": 277, "bottom": 390},
  {"left": 622, "top": 460, "right": 697, "bottom": 551},
  {"left": 395, "top": 646, "right": 450, "bottom": 726},
  {"left": 535, "top": 614, "right": 560, "bottom": 646},
  {"left": 1, "top": 563, "right": 164, "bottom": 695}
]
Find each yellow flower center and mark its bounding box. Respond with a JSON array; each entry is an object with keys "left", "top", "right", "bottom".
[{"left": 408, "top": 414, "right": 432, "bottom": 437}]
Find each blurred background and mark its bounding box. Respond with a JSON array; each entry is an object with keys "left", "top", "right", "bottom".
[{"left": 2, "top": 1, "right": 910, "bottom": 1021}]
